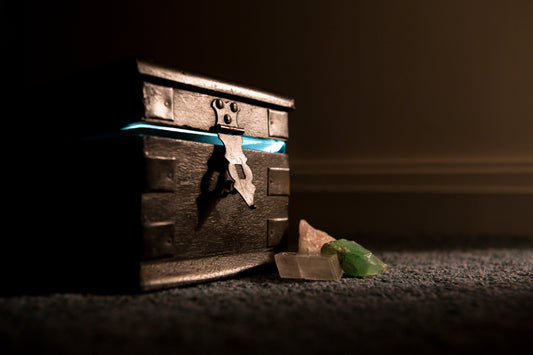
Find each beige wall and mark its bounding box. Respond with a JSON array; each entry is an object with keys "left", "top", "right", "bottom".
[{"left": 22, "top": 0, "right": 533, "bottom": 236}]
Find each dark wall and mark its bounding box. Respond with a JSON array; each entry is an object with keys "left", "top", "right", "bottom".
[
  {"left": 21, "top": 0, "right": 533, "bottom": 161},
  {"left": 18, "top": 0, "right": 533, "bottom": 236}
]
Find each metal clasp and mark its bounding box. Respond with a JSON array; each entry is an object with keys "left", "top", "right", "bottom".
[{"left": 211, "top": 99, "right": 256, "bottom": 208}]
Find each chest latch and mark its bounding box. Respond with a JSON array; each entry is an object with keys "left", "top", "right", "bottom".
[{"left": 211, "top": 99, "right": 256, "bottom": 208}]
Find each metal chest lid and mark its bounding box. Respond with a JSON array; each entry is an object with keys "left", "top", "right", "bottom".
[
  {"left": 132, "top": 59, "right": 293, "bottom": 142},
  {"left": 136, "top": 59, "right": 295, "bottom": 110},
  {"left": 51, "top": 58, "right": 293, "bottom": 144}
]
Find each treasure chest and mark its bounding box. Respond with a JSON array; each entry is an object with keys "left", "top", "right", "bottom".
[{"left": 31, "top": 59, "right": 294, "bottom": 292}]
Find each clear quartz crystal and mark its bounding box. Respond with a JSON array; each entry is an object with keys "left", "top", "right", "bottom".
[{"left": 274, "top": 252, "right": 343, "bottom": 281}]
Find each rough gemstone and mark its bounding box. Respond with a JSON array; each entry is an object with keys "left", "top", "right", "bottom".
[
  {"left": 298, "top": 219, "right": 336, "bottom": 255},
  {"left": 321, "top": 239, "right": 387, "bottom": 277},
  {"left": 274, "top": 252, "right": 343, "bottom": 281}
]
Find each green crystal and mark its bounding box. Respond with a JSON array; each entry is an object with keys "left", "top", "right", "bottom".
[{"left": 321, "top": 239, "right": 387, "bottom": 277}]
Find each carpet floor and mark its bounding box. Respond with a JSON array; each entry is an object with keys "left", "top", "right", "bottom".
[{"left": 1, "top": 243, "right": 532, "bottom": 354}]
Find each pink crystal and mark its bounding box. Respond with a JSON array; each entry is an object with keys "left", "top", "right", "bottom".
[{"left": 298, "top": 219, "right": 336, "bottom": 255}]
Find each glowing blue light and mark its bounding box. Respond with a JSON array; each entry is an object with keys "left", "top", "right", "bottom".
[{"left": 120, "top": 122, "right": 286, "bottom": 153}]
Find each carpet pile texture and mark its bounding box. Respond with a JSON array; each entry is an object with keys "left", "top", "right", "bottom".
[{"left": 1, "top": 241, "right": 532, "bottom": 354}]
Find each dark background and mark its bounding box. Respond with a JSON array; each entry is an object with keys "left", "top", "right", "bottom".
[{"left": 12, "top": 0, "right": 533, "bottom": 237}]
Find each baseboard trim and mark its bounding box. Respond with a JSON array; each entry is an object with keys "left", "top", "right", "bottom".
[{"left": 291, "top": 158, "right": 533, "bottom": 194}]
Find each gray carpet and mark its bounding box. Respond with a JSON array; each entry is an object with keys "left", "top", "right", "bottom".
[{"left": 1, "top": 245, "right": 532, "bottom": 354}]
